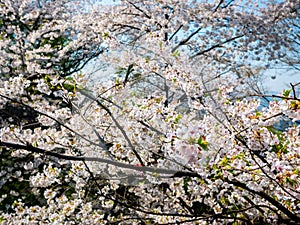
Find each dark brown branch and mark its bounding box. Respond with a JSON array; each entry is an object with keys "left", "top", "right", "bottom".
[
  {"left": 111, "top": 23, "right": 141, "bottom": 32},
  {"left": 172, "top": 27, "right": 201, "bottom": 53},
  {"left": 225, "top": 178, "right": 300, "bottom": 222},
  {"left": 137, "top": 120, "right": 166, "bottom": 136},
  {"left": 169, "top": 24, "right": 183, "bottom": 41},
  {"left": 0, "top": 140, "right": 192, "bottom": 176},
  {"left": 127, "top": 1, "right": 151, "bottom": 19},
  {"left": 290, "top": 82, "right": 298, "bottom": 100},
  {"left": 250, "top": 94, "right": 299, "bottom": 101},
  {"left": 214, "top": 0, "right": 224, "bottom": 12},
  {"left": 191, "top": 35, "right": 244, "bottom": 59}
]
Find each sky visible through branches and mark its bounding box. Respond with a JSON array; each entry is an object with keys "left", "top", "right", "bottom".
[{"left": 87, "top": 0, "right": 300, "bottom": 93}]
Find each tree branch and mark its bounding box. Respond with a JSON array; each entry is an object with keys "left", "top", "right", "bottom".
[
  {"left": 191, "top": 35, "right": 244, "bottom": 59},
  {"left": 169, "top": 24, "right": 183, "bottom": 41},
  {"left": 172, "top": 27, "right": 201, "bottom": 53},
  {"left": 225, "top": 178, "right": 300, "bottom": 222},
  {"left": 0, "top": 140, "right": 195, "bottom": 177}
]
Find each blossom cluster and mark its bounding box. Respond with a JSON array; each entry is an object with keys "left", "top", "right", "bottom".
[{"left": 1, "top": 0, "right": 300, "bottom": 224}]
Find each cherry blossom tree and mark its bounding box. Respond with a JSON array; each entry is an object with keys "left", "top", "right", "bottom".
[{"left": 1, "top": 0, "right": 300, "bottom": 224}]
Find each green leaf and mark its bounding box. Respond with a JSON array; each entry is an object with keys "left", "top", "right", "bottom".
[
  {"left": 290, "top": 100, "right": 300, "bottom": 110},
  {"left": 115, "top": 67, "right": 126, "bottom": 75},
  {"left": 271, "top": 142, "right": 288, "bottom": 154},
  {"left": 172, "top": 50, "right": 180, "bottom": 58},
  {"left": 212, "top": 164, "right": 218, "bottom": 170},
  {"left": 197, "top": 136, "right": 209, "bottom": 150},
  {"left": 0, "top": 216, "right": 5, "bottom": 222},
  {"left": 293, "top": 168, "right": 300, "bottom": 175},
  {"left": 102, "top": 32, "right": 110, "bottom": 38},
  {"left": 63, "top": 83, "right": 76, "bottom": 92},
  {"left": 183, "top": 177, "right": 191, "bottom": 195},
  {"left": 159, "top": 41, "right": 163, "bottom": 49},
  {"left": 174, "top": 114, "right": 182, "bottom": 124},
  {"left": 32, "top": 141, "right": 38, "bottom": 147},
  {"left": 286, "top": 177, "right": 298, "bottom": 187},
  {"left": 282, "top": 89, "right": 291, "bottom": 98},
  {"left": 219, "top": 156, "right": 229, "bottom": 166},
  {"left": 234, "top": 152, "right": 245, "bottom": 159},
  {"left": 255, "top": 110, "right": 262, "bottom": 116}
]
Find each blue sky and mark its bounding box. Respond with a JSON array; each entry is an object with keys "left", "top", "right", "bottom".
[{"left": 262, "top": 70, "right": 300, "bottom": 93}]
